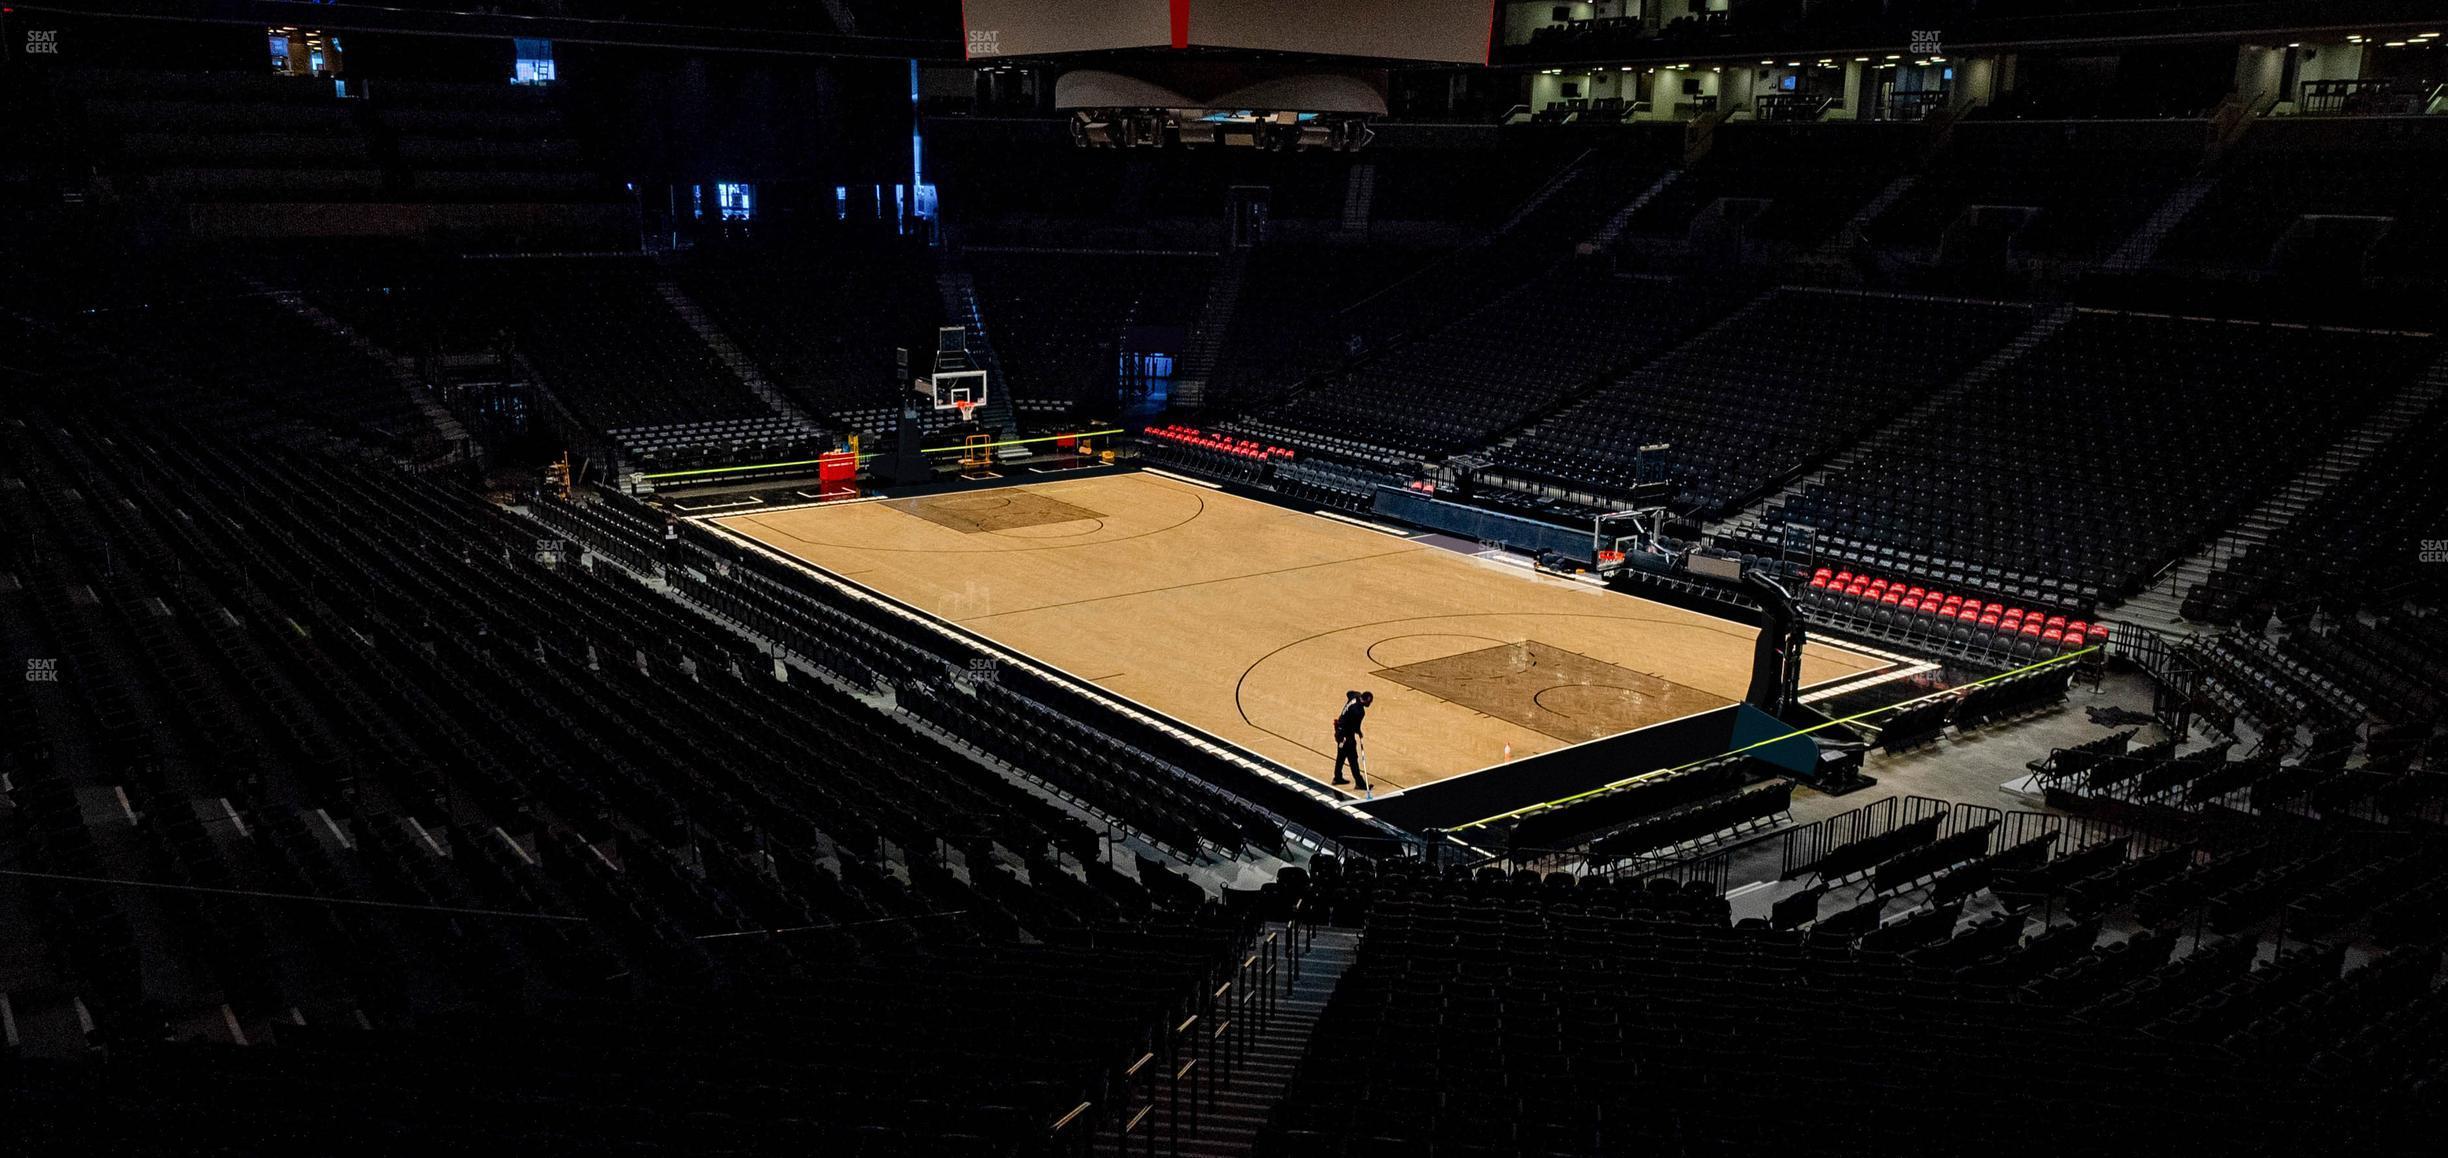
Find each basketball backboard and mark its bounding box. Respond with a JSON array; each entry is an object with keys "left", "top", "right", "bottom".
[{"left": 927, "top": 369, "right": 990, "bottom": 416}]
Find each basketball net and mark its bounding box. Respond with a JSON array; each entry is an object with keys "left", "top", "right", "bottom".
[{"left": 954, "top": 400, "right": 977, "bottom": 424}]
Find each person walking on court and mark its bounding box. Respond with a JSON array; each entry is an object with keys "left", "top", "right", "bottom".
[{"left": 1332, "top": 690, "right": 1373, "bottom": 790}]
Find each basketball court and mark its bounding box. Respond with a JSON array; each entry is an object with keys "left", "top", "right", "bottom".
[{"left": 709, "top": 472, "right": 1895, "bottom": 796}]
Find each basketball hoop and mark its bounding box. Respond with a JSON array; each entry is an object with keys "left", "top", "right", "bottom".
[{"left": 953, "top": 399, "right": 978, "bottom": 424}]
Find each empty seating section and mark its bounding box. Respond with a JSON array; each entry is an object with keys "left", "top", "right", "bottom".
[
  {"left": 1800, "top": 565, "right": 2106, "bottom": 663},
  {"left": 65, "top": 290, "right": 433, "bottom": 447},
  {"left": 567, "top": 493, "right": 1308, "bottom": 860},
  {"left": 382, "top": 80, "right": 616, "bottom": 204},
  {"left": 1493, "top": 756, "right": 1792, "bottom": 865},
  {"left": 242, "top": 249, "right": 517, "bottom": 361},
  {"left": 966, "top": 251, "right": 1214, "bottom": 412},
  {"left": 2285, "top": 620, "right": 2448, "bottom": 730},
  {"left": 1755, "top": 312, "right": 2436, "bottom": 603},
  {"left": 1235, "top": 267, "right": 1709, "bottom": 464},
  {"left": 930, "top": 136, "right": 1138, "bottom": 223},
  {"left": 1871, "top": 122, "right": 2204, "bottom": 258},
  {"left": 77, "top": 70, "right": 378, "bottom": 202},
  {"left": 1138, "top": 149, "right": 1347, "bottom": 220},
  {"left": 609, "top": 413, "right": 822, "bottom": 470},
  {"left": 1494, "top": 132, "right": 1681, "bottom": 251},
  {"left": 1144, "top": 423, "right": 1292, "bottom": 460},
  {"left": 899, "top": 679, "right": 1289, "bottom": 860},
  {"left": 1159, "top": 139, "right": 1675, "bottom": 418},
  {"left": 2180, "top": 619, "right": 2448, "bottom": 756},
  {"left": 2161, "top": 118, "right": 2448, "bottom": 274},
  {"left": 1497, "top": 289, "right": 2031, "bottom": 514},
  {"left": 1363, "top": 137, "right": 1593, "bottom": 228},
  {"left": 62, "top": 68, "right": 623, "bottom": 213},
  {"left": 1258, "top": 863, "right": 2287, "bottom": 1154},
  {"left": 2075, "top": 641, "right": 2448, "bottom": 812},
  {"left": 2185, "top": 398, "right": 2448, "bottom": 625},
  {"left": 673, "top": 244, "right": 947, "bottom": 422},
  {"left": 929, "top": 130, "right": 1366, "bottom": 249},
  {"left": 9, "top": 941, "right": 1237, "bottom": 1155},
  {"left": 1140, "top": 423, "right": 1296, "bottom": 485},
  {"left": 0, "top": 406, "right": 1278, "bottom": 1142},
  {"left": 474, "top": 258, "right": 781, "bottom": 439},
  {"left": 1622, "top": 123, "right": 1915, "bottom": 247},
  {"left": 1205, "top": 244, "right": 1447, "bottom": 409},
  {"left": 1256, "top": 798, "right": 2448, "bottom": 1156},
  {"left": 1272, "top": 459, "right": 1405, "bottom": 513},
  {"left": 1866, "top": 666, "right": 2074, "bottom": 750},
  {"left": 1336, "top": 142, "right": 1676, "bottom": 357},
  {"left": 2188, "top": 631, "right": 2357, "bottom": 741},
  {"left": 20, "top": 54, "right": 2448, "bottom": 1154}
]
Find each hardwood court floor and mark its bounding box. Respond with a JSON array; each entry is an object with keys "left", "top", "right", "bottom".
[{"left": 713, "top": 473, "right": 1890, "bottom": 796}]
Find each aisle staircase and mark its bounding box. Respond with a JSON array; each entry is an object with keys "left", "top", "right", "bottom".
[
  {"left": 1340, "top": 163, "right": 1376, "bottom": 234},
  {"left": 1171, "top": 246, "right": 1250, "bottom": 410},
  {"left": 1495, "top": 147, "right": 1598, "bottom": 237},
  {"left": 1489, "top": 273, "right": 1759, "bottom": 473},
  {"left": 1817, "top": 173, "right": 1916, "bottom": 259},
  {"left": 1707, "top": 301, "right": 2077, "bottom": 542},
  {"left": 2102, "top": 174, "right": 2216, "bottom": 271},
  {"left": 652, "top": 280, "right": 824, "bottom": 432},
  {"left": 1093, "top": 923, "right": 1362, "bottom": 1158},
  {"left": 932, "top": 263, "right": 1020, "bottom": 440},
  {"left": 2102, "top": 357, "right": 2448, "bottom": 635},
  {"left": 260, "top": 288, "right": 470, "bottom": 456},
  {"left": 1582, "top": 169, "right": 1682, "bottom": 252}
]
